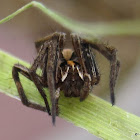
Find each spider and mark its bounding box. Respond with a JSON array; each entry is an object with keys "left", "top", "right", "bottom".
[{"left": 12, "top": 32, "right": 120, "bottom": 124}]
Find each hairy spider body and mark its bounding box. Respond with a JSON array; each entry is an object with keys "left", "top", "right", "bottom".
[{"left": 12, "top": 32, "right": 120, "bottom": 125}]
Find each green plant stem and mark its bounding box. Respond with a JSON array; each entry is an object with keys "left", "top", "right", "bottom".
[
  {"left": 0, "top": 1, "right": 140, "bottom": 37},
  {"left": 0, "top": 50, "right": 140, "bottom": 140}
]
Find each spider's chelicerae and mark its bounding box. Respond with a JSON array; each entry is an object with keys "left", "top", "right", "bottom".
[{"left": 12, "top": 32, "right": 120, "bottom": 124}]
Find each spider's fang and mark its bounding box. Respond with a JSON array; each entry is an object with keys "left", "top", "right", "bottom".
[
  {"left": 61, "top": 66, "right": 69, "bottom": 82},
  {"left": 76, "top": 66, "right": 84, "bottom": 80}
]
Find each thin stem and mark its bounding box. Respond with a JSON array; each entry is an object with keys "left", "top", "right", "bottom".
[{"left": 0, "top": 1, "right": 140, "bottom": 37}]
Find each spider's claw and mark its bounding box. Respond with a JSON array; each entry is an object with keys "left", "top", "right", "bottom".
[
  {"left": 47, "top": 110, "right": 51, "bottom": 116},
  {"left": 51, "top": 104, "right": 56, "bottom": 125},
  {"left": 111, "top": 93, "right": 115, "bottom": 106},
  {"left": 52, "top": 115, "right": 56, "bottom": 126}
]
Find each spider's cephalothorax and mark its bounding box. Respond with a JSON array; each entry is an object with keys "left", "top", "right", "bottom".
[{"left": 12, "top": 32, "right": 120, "bottom": 124}]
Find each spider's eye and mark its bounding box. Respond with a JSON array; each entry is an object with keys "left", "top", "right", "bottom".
[
  {"left": 60, "top": 61, "right": 67, "bottom": 67},
  {"left": 70, "top": 52, "right": 77, "bottom": 60}
]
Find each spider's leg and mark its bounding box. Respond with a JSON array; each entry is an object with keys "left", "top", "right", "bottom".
[
  {"left": 71, "top": 34, "right": 94, "bottom": 101},
  {"left": 79, "top": 40, "right": 101, "bottom": 100},
  {"left": 12, "top": 64, "right": 47, "bottom": 112},
  {"left": 35, "top": 32, "right": 65, "bottom": 52},
  {"left": 55, "top": 88, "right": 61, "bottom": 115},
  {"left": 86, "top": 41, "right": 120, "bottom": 105},
  {"left": 46, "top": 33, "right": 65, "bottom": 125},
  {"left": 80, "top": 40, "right": 100, "bottom": 85},
  {"left": 35, "top": 32, "right": 65, "bottom": 84},
  {"left": 28, "top": 42, "right": 53, "bottom": 115}
]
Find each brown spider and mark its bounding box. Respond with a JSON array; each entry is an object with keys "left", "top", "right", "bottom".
[{"left": 12, "top": 32, "right": 120, "bottom": 124}]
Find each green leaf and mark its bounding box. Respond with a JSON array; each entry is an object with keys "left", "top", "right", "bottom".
[{"left": 0, "top": 50, "right": 140, "bottom": 140}]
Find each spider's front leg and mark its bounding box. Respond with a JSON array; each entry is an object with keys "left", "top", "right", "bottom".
[
  {"left": 35, "top": 32, "right": 65, "bottom": 84},
  {"left": 33, "top": 32, "right": 65, "bottom": 124},
  {"left": 87, "top": 40, "right": 120, "bottom": 105},
  {"left": 71, "top": 34, "right": 100, "bottom": 101},
  {"left": 13, "top": 32, "right": 65, "bottom": 124},
  {"left": 35, "top": 32, "right": 65, "bottom": 52},
  {"left": 46, "top": 33, "right": 65, "bottom": 124}
]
